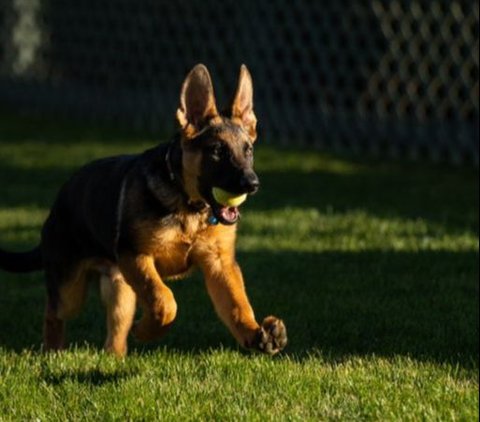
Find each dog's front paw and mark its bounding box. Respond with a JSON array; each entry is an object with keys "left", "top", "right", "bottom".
[{"left": 251, "top": 316, "right": 287, "bottom": 355}]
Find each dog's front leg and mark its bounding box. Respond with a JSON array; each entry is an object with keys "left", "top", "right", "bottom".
[
  {"left": 199, "top": 256, "right": 287, "bottom": 355},
  {"left": 118, "top": 254, "right": 177, "bottom": 342}
]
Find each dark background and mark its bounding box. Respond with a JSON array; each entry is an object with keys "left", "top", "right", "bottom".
[{"left": 0, "top": 0, "right": 478, "bottom": 164}]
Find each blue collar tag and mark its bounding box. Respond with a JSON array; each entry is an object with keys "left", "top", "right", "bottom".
[{"left": 208, "top": 215, "right": 219, "bottom": 225}]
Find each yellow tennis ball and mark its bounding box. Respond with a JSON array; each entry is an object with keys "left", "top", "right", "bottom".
[{"left": 212, "top": 187, "right": 247, "bottom": 207}]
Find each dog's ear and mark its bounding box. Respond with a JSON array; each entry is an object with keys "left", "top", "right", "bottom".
[
  {"left": 176, "top": 64, "right": 219, "bottom": 138},
  {"left": 231, "top": 64, "right": 257, "bottom": 141}
]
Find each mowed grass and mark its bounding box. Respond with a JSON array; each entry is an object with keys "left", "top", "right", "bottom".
[{"left": 0, "top": 114, "right": 478, "bottom": 421}]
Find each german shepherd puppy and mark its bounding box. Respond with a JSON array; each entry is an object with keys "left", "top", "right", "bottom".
[{"left": 0, "top": 64, "right": 287, "bottom": 356}]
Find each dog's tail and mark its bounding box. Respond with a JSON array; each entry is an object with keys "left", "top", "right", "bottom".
[{"left": 0, "top": 245, "right": 43, "bottom": 273}]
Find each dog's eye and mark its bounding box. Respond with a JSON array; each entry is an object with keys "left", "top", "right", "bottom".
[{"left": 207, "top": 143, "right": 222, "bottom": 160}]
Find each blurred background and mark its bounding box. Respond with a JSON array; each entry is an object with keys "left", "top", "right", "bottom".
[{"left": 0, "top": 0, "right": 478, "bottom": 165}]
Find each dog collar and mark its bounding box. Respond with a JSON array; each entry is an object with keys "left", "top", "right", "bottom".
[{"left": 165, "top": 141, "right": 176, "bottom": 182}]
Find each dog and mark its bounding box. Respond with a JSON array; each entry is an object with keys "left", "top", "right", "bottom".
[{"left": 0, "top": 64, "right": 287, "bottom": 357}]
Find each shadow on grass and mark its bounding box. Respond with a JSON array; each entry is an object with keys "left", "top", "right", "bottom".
[
  {"left": 162, "top": 249, "right": 478, "bottom": 369},
  {"left": 252, "top": 166, "right": 478, "bottom": 236},
  {"left": 0, "top": 162, "right": 73, "bottom": 209},
  {"left": 42, "top": 367, "right": 139, "bottom": 386},
  {"left": 1, "top": 250, "right": 478, "bottom": 370},
  {"left": 0, "top": 111, "right": 147, "bottom": 146}
]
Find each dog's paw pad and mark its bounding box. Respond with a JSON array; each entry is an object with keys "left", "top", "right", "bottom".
[{"left": 254, "top": 316, "right": 287, "bottom": 355}]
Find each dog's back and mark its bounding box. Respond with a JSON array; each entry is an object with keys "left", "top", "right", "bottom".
[{"left": 42, "top": 154, "right": 137, "bottom": 263}]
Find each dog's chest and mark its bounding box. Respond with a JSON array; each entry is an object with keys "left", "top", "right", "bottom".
[{"left": 135, "top": 212, "right": 210, "bottom": 278}]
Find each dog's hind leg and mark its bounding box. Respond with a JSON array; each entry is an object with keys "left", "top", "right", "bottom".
[
  {"left": 100, "top": 267, "right": 136, "bottom": 357},
  {"left": 43, "top": 261, "right": 90, "bottom": 352},
  {"left": 43, "top": 296, "right": 65, "bottom": 351}
]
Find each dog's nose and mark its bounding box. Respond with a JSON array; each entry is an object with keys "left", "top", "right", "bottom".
[{"left": 240, "top": 172, "right": 260, "bottom": 194}]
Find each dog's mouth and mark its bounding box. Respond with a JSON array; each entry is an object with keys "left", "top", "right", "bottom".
[
  {"left": 213, "top": 204, "right": 240, "bottom": 225},
  {"left": 206, "top": 187, "right": 248, "bottom": 225}
]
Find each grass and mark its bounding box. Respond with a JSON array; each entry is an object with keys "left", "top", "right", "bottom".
[{"left": 0, "top": 113, "right": 478, "bottom": 421}]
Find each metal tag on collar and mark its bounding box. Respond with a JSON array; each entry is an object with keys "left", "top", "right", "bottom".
[{"left": 208, "top": 215, "right": 219, "bottom": 225}]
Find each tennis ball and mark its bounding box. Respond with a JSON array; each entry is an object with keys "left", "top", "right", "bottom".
[{"left": 212, "top": 187, "right": 247, "bottom": 207}]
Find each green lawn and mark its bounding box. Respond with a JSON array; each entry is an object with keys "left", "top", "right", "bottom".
[{"left": 0, "top": 114, "right": 478, "bottom": 421}]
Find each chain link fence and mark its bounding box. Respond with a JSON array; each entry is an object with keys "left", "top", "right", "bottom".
[{"left": 0, "top": 0, "right": 478, "bottom": 164}]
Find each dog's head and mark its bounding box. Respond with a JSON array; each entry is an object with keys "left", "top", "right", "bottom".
[{"left": 176, "top": 64, "right": 259, "bottom": 225}]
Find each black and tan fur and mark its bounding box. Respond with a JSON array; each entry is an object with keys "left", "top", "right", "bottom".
[{"left": 0, "top": 64, "right": 287, "bottom": 357}]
